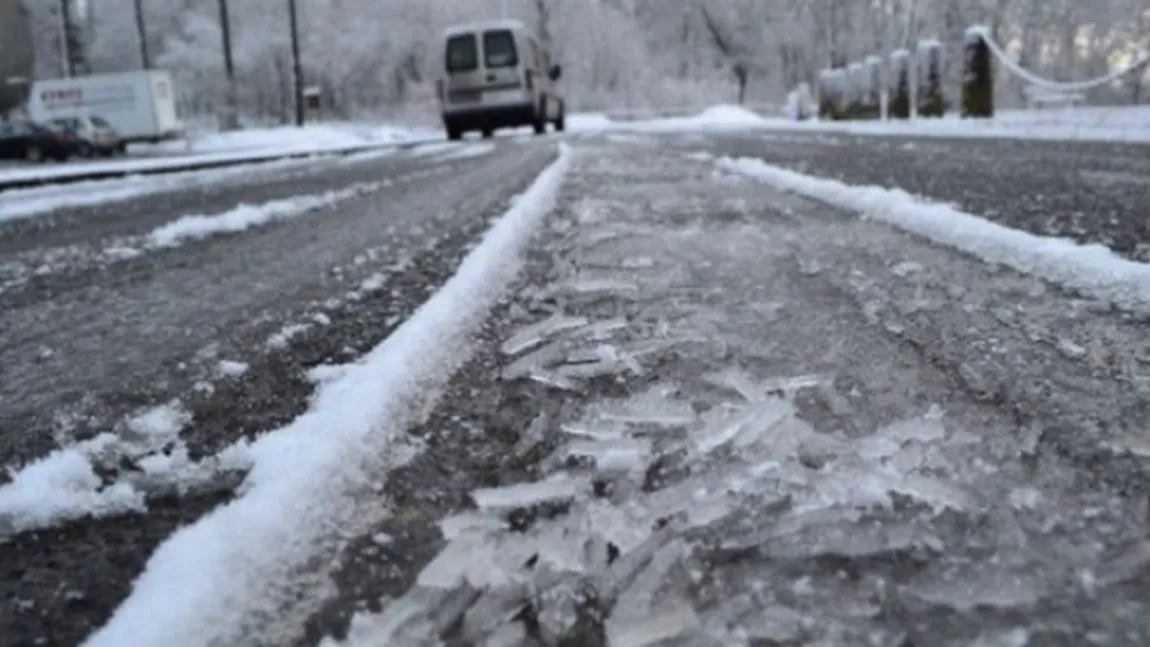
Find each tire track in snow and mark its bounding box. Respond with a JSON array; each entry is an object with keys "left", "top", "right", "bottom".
[{"left": 64, "top": 143, "right": 571, "bottom": 647}]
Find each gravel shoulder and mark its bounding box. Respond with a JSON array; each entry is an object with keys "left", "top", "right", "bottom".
[
  {"left": 716, "top": 131, "right": 1150, "bottom": 261},
  {"left": 298, "top": 137, "right": 1150, "bottom": 647}
]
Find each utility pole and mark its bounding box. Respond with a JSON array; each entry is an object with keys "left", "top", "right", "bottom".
[
  {"left": 59, "top": 0, "right": 73, "bottom": 77},
  {"left": 134, "top": 0, "right": 150, "bottom": 69},
  {"left": 287, "top": 0, "right": 304, "bottom": 126},
  {"left": 217, "top": 0, "right": 239, "bottom": 130}
]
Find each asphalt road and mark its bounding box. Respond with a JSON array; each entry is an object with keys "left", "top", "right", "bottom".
[
  {"left": 717, "top": 130, "right": 1150, "bottom": 262},
  {"left": 3, "top": 130, "right": 1149, "bottom": 647},
  {"left": 0, "top": 137, "right": 556, "bottom": 646}
]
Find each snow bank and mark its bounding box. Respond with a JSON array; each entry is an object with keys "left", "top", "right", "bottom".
[
  {"left": 574, "top": 103, "right": 1150, "bottom": 144},
  {"left": 618, "top": 104, "right": 767, "bottom": 132},
  {"left": 717, "top": 156, "right": 1150, "bottom": 315},
  {"left": 0, "top": 122, "right": 441, "bottom": 188},
  {"left": 567, "top": 112, "right": 615, "bottom": 132},
  {"left": 181, "top": 123, "right": 439, "bottom": 156},
  {"left": 81, "top": 143, "right": 573, "bottom": 647},
  {"left": 770, "top": 105, "right": 1150, "bottom": 143}
]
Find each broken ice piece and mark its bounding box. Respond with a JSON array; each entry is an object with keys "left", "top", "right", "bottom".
[
  {"left": 760, "top": 373, "right": 827, "bottom": 395},
  {"left": 1100, "top": 434, "right": 1150, "bottom": 458},
  {"left": 563, "top": 276, "right": 641, "bottom": 299},
  {"left": 561, "top": 417, "right": 629, "bottom": 441},
  {"left": 620, "top": 256, "right": 656, "bottom": 269},
  {"left": 527, "top": 370, "right": 585, "bottom": 393},
  {"left": 878, "top": 412, "right": 947, "bottom": 444},
  {"left": 554, "top": 358, "right": 631, "bottom": 381},
  {"left": 690, "top": 399, "right": 793, "bottom": 456},
  {"left": 702, "top": 367, "right": 767, "bottom": 402},
  {"left": 611, "top": 539, "right": 687, "bottom": 618},
  {"left": 740, "top": 606, "right": 805, "bottom": 644},
  {"left": 500, "top": 341, "right": 569, "bottom": 380},
  {"left": 471, "top": 475, "right": 591, "bottom": 512},
  {"left": 605, "top": 600, "right": 699, "bottom": 647},
  {"left": 905, "top": 562, "right": 1044, "bottom": 612},
  {"left": 460, "top": 583, "right": 531, "bottom": 642},
  {"left": 514, "top": 413, "right": 550, "bottom": 456},
  {"left": 597, "top": 386, "right": 696, "bottom": 428},
  {"left": 482, "top": 621, "right": 529, "bottom": 647},
  {"left": 534, "top": 570, "right": 603, "bottom": 646},
  {"left": 501, "top": 314, "right": 590, "bottom": 356},
  {"left": 556, "top": 438, "right": 652, "bottom": 475},
  {"left": 439, "top": 512, "right": 509, "bottom": 539},
  {"left": 570, "top": 317, "right": 629, "bottom": 341}
]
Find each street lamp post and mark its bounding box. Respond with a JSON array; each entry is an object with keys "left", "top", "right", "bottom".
[
  {"left": 217, "top": 0, "right": 239, "bottom": 130},
  {"left": 287, "top": 0, "right": 304, "bottom": 126},
  {"left": 134, "top": 0, "right": 150, "bottom": 69},
  {"left": 58, "top": 0, "right": 73, "bottom": 77}
]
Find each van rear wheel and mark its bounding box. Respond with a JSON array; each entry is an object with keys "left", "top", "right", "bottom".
[
  {"left": 446, "top": 126, "right": 463, "bottom": 141},
  {"left": 481, "top": 128, "right": 494, "bottom": 139}
]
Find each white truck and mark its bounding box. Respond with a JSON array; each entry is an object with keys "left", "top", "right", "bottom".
[{"left": 27, "top": 70, "right": 186, "bottom": 150}]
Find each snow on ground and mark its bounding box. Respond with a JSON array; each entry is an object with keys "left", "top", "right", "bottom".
[
  {"left": 0, "top": 401, "right": 203, "bottom": 537},
  {"left": 0, "top": 164, "right": 457, "bottom": 295},
  {"left": 148, "top": 183, "right": 380, "bottom": 247},
  {"left": 79, "top": 143, "right": 571, "bottom": 647},
  {"left": 431, "top": 141, "right": 497, "bottom": 161},
  {"left": 0, "top": 123, "right": 441, "bottom": 187},
  {"left": 0, "top": 156, "right": 333, "bottom": 224},
  {"left": 774, "top": 106, "right": 1150, "bottom": 143},
  {"left": 716, "top": 155, "right": 1150, "bottom": 316},
  {"left": 137, "top": 122, "right": 441, "bottom": 157},
  {"left": 572, "top": 103, "right": 1150, "bottom": 143}
]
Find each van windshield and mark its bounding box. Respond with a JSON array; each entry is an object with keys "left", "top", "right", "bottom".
[
  {"left": 445, "top": 34, "right": 478, "bottom": 73},
  {"left": 90, "top": 116, "right": 112, "bottom": 128},
  {"left": 483, "top": 30, "right": 518, "bottom": 68}
]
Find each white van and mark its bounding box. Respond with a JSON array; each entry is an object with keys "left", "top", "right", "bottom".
[{"left": 436, "top": 19, "right": 565, "bottom": 140}]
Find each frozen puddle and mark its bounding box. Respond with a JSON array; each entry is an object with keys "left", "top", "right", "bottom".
[{"left": 329, "top": 143, "right": 1150, "bottom": 645}]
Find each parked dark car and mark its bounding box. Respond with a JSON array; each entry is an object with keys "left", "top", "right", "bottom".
[
  {"left": 48, "top": 115, "right": 123, "bottom": 157},
  {"left": 0, "top": 119, "right": 82, "bottom": 162}
]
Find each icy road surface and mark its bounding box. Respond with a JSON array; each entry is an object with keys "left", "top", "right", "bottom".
[{"left": 2, "top": 131, "right": 1149, "bottom": 647}]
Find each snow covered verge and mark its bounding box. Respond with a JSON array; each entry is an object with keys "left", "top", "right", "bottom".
[
  {"left": 0, "top": 144, "right": 574, "bottom": 646},
  {"left": 573, "top": 103, "right": 1150, "bottom": 143},
  {"left": 0, "top": 122, "right": 443, "bottom": 189},
  {"left": 135, "top": 122, "right": 442, "bottom": 157},
  {"left": 715, "top": 155, "right": 1150, "bottom": 315}
]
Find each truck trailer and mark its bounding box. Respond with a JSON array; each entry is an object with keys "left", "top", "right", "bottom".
[{"left": 27, "top": 70, "right": 186, "bottom": 146}]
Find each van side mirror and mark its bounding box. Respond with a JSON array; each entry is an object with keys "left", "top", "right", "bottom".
[{"left": 548, "top": 64, "right": 562, "bottom": 81}]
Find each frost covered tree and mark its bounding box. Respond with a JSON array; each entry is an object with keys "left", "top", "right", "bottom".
[{"left": 16, "top": 0, "right": 1150, "bottom": 122}]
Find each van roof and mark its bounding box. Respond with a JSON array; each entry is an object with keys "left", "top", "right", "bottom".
[{"left": 443, "top": 19, "right": 529, "bottom": 38}]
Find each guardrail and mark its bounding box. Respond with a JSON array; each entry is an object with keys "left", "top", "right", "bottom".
[{"left": 0, "top": 136, "right": 443, "bottom": 192}]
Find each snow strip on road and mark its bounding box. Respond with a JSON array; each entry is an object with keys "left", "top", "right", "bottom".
[
  {"left": 148, "top": 183, "right": 376, "bottom": 247},
  {"left": 434, "top": 142, "right": 497, "bottom": 161},
  {"left": 716, "top": 156, "right": 1150, "bottom": 316},
  {"left": 80, "top": 142, "right": 571, "bottom": 647},
  {"left": 0, "top": 156, "right": 335, "bottom": 224}
]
